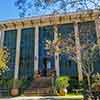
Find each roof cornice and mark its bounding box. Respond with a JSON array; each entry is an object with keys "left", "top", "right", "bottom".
[{"left": 0, "top": 10, "right": 99, "bottom": 30}]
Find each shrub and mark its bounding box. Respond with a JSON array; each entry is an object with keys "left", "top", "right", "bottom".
[{"left": 55, "top": 76, "right": 70, "bottom": 90}]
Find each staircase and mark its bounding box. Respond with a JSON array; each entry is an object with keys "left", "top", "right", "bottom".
[{"left": 23, "top": 77, "right": 54, "bottom": 96}]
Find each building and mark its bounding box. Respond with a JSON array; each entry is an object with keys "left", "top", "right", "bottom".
[{"left": 0, "top": 10, "right": 100, "bottom": 86}]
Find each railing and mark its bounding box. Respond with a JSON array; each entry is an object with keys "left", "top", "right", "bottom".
[{"left": 0, "top": 89, "right": 10, "bottom": 97}]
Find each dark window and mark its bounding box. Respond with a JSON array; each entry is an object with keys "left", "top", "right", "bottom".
[
  {"left": 79, "top": 21, "right": 100, "bottom": 73},
  {"left": 3, "top": 30, "right": 17, "bottom": 79},
  {"left": 39, "top": 26, "right": 54, "bottom": 71},
  {"left": 79, "top": 21, "right": 97, "bottom": 45},
  {"left": 58, "top": 23, "right": 77, "bottom": 76},
  {"left": 19, "top": 28, "right": 35, "bottom": 79}
]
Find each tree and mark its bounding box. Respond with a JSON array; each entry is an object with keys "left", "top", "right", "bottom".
[
  {"left": 44, "top": 21, "right": 99, "bottom": 76},
  {"left": 81, "top": 45, "right": 99, "bottom": 94},
  {"left": 46, "top": 32, "right": 99, "bottom": 99},
  {"left": 0, "top": 48, "right": 9, "bottom": 75},
  {"left": 15, "top": 0, "right": 100, "bottom": 17}
]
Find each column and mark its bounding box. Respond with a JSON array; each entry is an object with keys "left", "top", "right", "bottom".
[
  {"left": 95, "top": 19, "right": 100, "bottom": 48},
  {"left": 74, "top": 22, "right": 83, "bottom": 81},
  {"left": 54, "top": 25, "right": 60, "bottom": 77},
  {"left": 0, "top": 31, "right": 1, "bottom": 47},
  {"left": 14, "top": 28, "right": 21, "bottom": 81},
  {"left": 0, "top": 30, "right": 5, "bottom": 48},
  {"left": 34, "top": 26, "right": 39, "bottom": 74}
]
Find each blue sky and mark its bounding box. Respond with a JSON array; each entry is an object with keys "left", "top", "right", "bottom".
[
  {"left": 0, "top": 0, "right": 100, "bottom": 21},
  {"left": 0, "top": 0, "right": 19, "bottom": 21}
]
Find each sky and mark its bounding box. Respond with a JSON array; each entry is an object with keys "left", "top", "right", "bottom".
[
  {"left": 0, "top": 0, "right": 19, "bottom": 21},
  {"left": 0, "top": 0, "right": 100, "bottom": 21}
]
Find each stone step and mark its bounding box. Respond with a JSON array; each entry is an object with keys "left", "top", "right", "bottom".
[
  {"left": 29, "top": 77, "right": 52, "bottom": 89},
  {"left": 24, "top": 88, "right": 52, "bottom": 96},
  {"left": 23, "top": 77, "right": 54, "bottom": 96}
]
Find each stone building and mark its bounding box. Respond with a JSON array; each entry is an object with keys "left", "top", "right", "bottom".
[{"left": 0, "top": 10, "right": 100, "bottom": 84}]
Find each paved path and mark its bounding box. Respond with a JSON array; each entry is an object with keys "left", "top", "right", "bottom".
[{"left": 0, "top": 96, "right": 83, "bottom": 100}]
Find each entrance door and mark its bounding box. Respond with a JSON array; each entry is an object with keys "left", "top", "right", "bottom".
[{"left": 39, "top": 26, "right": 55, "bottom": 76}]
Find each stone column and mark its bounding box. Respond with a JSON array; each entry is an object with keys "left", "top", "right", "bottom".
[
  {"left": 54, "top": 25, "right": 60, "bottom": 77},
  {"left": 95, "top": 19, "right": 100, "bottom": 48},
  {"left": 34, "top": 26, "right": 39, "bottom": 75},
  {"left": 11, "top": 28, "right": 21, "bottom": 96},
  {"left": 0, "top": 30, "right": 5, "bottom": 48},
  {"left": 74, "top": 22, "right": 83, "bottom": 81},
  {"left": 0, "top": 31, "right": 1, "bottom": 47},
  {"left": 14, "top": 28, "right": 21, "bottom": 84}
]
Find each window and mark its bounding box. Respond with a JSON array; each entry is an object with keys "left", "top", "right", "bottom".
[
  {"left": 19, "top": 28, "right": 35, "bottom": 79},
  {"left": 3, "top": 30, "right": 17, "bottom": 79},
  {"left": 58, "top": 23, "right": 77, "bottom": 76},
  {"left": 39, "top": 26, "right": 54, "bottom": 71}
]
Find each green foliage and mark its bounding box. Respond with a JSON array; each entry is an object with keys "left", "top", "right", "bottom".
[
  {"left": 0, "top": 79, "right": 25, "bottom": 89},
  {"left": 21, "top": 79, "right": 30, "bottom": 90},
  {"left": 0, "top": 79, "right": 13, "bottom": 89},
  {"left": 92, "top": 73, "right": 100, "bottom": 89},
  {"left": 55, "top": 76, "right": 70, "bottom": 90},
  {"left": 69, "top": 78, "right": 78, "bottom": 89}
]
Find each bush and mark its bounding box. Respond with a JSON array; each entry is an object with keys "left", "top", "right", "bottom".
[{"left": 55, "top": 76, "right": 70, "bottom": 91}]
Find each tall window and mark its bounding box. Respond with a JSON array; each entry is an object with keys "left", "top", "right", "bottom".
[
  {"left": 3, "top": 30, "right": 17, "bottom": 79},
  {"left": 79, "top": 21, "right": 100, "bottom": 73},
  {"left": 19, "top": 28, "right": 35, "bottom": 79},
  {"left": 58, "top": 23, "right": 77, "bottom": 76},
  {"left": 39, "top": 26, "right": 54, "bottom": 71},
  {"left": 79, "top": 21, "right": 97, "bottom": 45}
]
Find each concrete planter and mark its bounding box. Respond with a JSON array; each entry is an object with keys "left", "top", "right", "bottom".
[{"left": 11, "top": 88, "right": 19, "bottom": 96}]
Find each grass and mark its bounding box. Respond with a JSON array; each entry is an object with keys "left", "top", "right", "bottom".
[{"left": 65, "top": 93, "right": 82, "bottom": 96}]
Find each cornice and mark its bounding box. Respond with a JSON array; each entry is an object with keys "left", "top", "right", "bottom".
[{"left": 0, "top": 10, "right": 99, "bottom": 30}]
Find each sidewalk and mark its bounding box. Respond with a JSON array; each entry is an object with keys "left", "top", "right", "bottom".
[{"left": 0, "top": 95, "right": 84, "bottom": 100}]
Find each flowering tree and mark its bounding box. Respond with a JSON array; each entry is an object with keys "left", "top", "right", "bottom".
[
  {"left": 0, "top": 48, "right": 9, "bottom": 75},
  {"left": 46, "top": 34, "right": 99, "bottom": 97}
]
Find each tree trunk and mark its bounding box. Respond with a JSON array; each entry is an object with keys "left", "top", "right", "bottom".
[{"left": 87, "top": 75, "right": 91, "bottom": 94}]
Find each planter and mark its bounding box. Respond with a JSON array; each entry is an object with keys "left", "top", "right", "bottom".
[
  {"left": 11, "top": 88, "right": 19, "bottom": 96},
  {"left": 57, "top": 89, "right": 65, "bottom": 96},
  {"left": 34, "top": 72, "right": 41, "bottom": 80},
  {"left": 95, "top": 85, "right": 100, "bottom": 91}
]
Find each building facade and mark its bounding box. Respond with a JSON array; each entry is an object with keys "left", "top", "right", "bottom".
[{"left": 0, "top": 10, "right": 100, "bottom": 84}]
